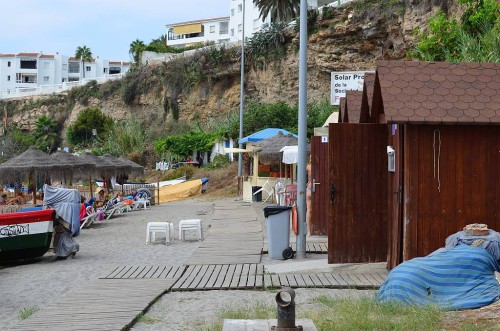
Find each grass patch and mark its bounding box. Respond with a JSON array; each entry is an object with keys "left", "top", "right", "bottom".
[
  {"left": 208, "top": 301, "right": 275, "bottom": 330},
  {"left": 136, "top": 313, "right": 161, "bottom": 324},
  {"left": 18, "top": 306, "right": 39, "bottom": 320},
  {"left": 307, "top": 296, "right": 443, "bottom": 330}
]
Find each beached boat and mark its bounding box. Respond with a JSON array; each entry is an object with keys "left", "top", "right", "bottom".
[{"left": 0, "top": 209, "right": 55, "bottom": 262}]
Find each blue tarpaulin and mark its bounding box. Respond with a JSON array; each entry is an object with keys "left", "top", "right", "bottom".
[{"left": 376, "top": 245, "right": 500, "bottom": 310}]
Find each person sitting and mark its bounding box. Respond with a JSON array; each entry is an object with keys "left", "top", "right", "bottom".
[
  {"left": 0, "top": 193, "right": 7, "bottom": 205},
  {"left": 79, "top": 196, "right": 88, "bottom": 221},
  {"left": 94, "top": 188, "right": 107, "bottom": 208},
  {"left": 6, "top": 192, "right": 26, "bottom": 205}
]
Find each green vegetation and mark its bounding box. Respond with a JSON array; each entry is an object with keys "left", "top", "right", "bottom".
[
  {"left": 409, "top": 0, "right": 500, "bottom": 62},
  {"left": 34, "top": 115, "right": 59, "bottom": 153},
  {"left": 154, "top": 131, "right": 220, "bottom": 159},
  {"left": 17, "top": 306, "right": 39, "bottom": 321},
  {"left": 247, "top": 22, "right": 292, "bottom": 67},
  {"left": 66, "top": 107, "right": 114, "bottom": 147},
  {"left": 207, "top": 154, "right": 230, "bottom": 169},
  {"left": 95, "top": 118, "right": 147, "bottom": 157},
  {"left": 253, "top": 0, "right": 300, "bottom": 22},
  {"left": 75, "top": 45, "right": 93, "bottom": 79},
  {"left": 136, "top": 313, "right": 161, "bottom": 325}
]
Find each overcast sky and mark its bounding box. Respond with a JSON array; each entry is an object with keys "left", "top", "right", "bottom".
[{"left": 0, "top": 0, "right": 229, "bottom": 61}]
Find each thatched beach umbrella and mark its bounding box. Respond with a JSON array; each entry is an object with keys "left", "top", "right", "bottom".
[
  {"left": 51, "top": 150, "right": 96, "bottom": 183},
  {"left": 78, "top": 152, "right": 116, "bottom": 197},
  {"left": 100, "top": 154, "right": 132, "bottom": 177},
  {"left": 0, "top": 146, "right": 70, "bottom": 202},
  {"left": 118, "top": 156, "right": 144, "bottom": 177},
  {"left": 254, "top": 132, "right": 299, "bottom": 165}
]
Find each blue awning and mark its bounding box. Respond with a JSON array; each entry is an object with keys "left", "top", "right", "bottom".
[{"left": 238, "top": 128, "right": 298, "bottom": 144}]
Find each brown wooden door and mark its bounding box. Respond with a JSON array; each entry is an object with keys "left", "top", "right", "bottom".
[
  {"left": 328, "top": 123, "right": 388, "bottom": 263},
  {"left": 310, "top": 135, "right": 329, "bottom": 235}
]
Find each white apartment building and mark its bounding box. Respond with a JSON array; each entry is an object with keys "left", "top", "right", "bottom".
[
  {"left": 0, "top": 52, "right": 130, "bottom": 96},
  {"left": 166, "top": 0, "right": 337, "bottom": 48},
  {"left": 166, "top": 17, "right": 231, "bottom": 48}
]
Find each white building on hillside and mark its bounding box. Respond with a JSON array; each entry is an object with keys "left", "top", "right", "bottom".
[
  {"left": 166, "top": 17, "right": 231, "bottom": 48},
  {"left": 165, "top": 0, "right": 337, "bottom": 48},
  {"left": 0, "top": 52, "right": 130, "bottom": 96}
]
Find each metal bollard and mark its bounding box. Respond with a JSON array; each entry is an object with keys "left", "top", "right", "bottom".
[{"left": 271, "top": 287, "right": 303, "bottom": 331}]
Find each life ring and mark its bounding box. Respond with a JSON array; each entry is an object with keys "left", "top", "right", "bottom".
[{"left": 292, "top": 205, "right": 298, "bottom": 235}]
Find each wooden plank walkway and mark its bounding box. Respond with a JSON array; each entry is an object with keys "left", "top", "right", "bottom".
[
  {"left": 185, "top": 202, "right": 263, "bottom": 265},
  {"left": 101, "top": 265, "right": 185, "bottom": 279},
  {"left": 262, "top": 242, "right": 328, "bottom": 254},
  {"left": 10, "top": 278, "right": 176, "bottom": 331}
]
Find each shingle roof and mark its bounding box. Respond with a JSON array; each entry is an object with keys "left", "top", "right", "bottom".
[
  {"left": 376, "top": 60, "right": 500, "bottom": 124},
  {"left": 345, "top": 90, "right": 363, "bottom": 123},
  {"left": 40, "top": 54, "right": 55, "bottom": 59},
  {"left": 166, "top": 16, "right": 230, "bottom": 27},
  {"left": 0, "top": 54, "right": 16, "bottom": 57},
  {"left": 239, "top": 128, "right": 298, "bottom": 144},
  {"left": 17, "top": 52, "right": 38, "bottom": 57}
]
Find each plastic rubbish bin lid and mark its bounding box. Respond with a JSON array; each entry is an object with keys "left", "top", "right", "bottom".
[{"left": 264, "top": 206, "right": 292, "bottom": 218}]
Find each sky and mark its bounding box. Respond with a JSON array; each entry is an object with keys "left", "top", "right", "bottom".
[{"left": 0, "top": 0, "right": 229, "bottom": 62}]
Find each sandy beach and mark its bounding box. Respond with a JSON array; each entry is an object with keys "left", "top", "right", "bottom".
[{"left": 1, "top": 197, "right": 376, "bottom": 330}]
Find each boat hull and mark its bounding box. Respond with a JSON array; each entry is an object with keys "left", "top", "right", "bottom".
[{"left": 0, "top": 209, "right": 55, "bottom": 262}]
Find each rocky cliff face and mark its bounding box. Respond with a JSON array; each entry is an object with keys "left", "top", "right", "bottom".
[{"left": 4, "top": 0, "right": 458, "bottom": 138}]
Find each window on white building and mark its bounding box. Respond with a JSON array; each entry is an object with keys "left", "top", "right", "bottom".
[
  {"left": 7, "top": 61, "right": 11, "bottom": 67},
  {"left": 7, "top": 75, "right": 10, "bottom": 81},
  {"left": 86, "top": 66, "right": 91, "bottom": 72},
  {"left": 253, "top": 19, "right": 260, "bottom": 30},
  {"left": 231, "top": 28, "right": 234, "bottom": 36},
  {"left": 220, "top": 22, "right": 229, "bottom": 34},
  {"left": 43, "top": 76, "right": 49, "bottom": 82},
  {"left": 231, "top": 8, "right": 234, "bottom": 16},
  {"left": 44, "top": 62, "right": 50, "bottom": 69},
  {"left": 69, "top": 62, "right": 79, "bottom": 73},
  {"left": 103, "top": 68, "right": 108, "bottom": 74},
  {"left": 62, "top": 64, "right": 68, "bottom": 70},
  {"left": 238, "top": 4, "right": 242, "bottom": 12},
  {"left": 210, "top": 25, "right": 215, "bottom": 33},
  {"left": 238, "top": 24, "right": 242, "bottom": 32},
  {"left": 20, "top": 60, "right": 37, "bottom": 69}
]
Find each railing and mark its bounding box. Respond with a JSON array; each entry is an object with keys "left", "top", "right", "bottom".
[{"left": 0, "top": 73, "right": 125, "bottom": 100}]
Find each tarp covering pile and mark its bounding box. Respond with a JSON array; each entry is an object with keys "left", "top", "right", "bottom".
[
  {"left": 376, "top": 245, "right": 500, "bottom": 310},
  {"left": 159, "top": 179, "right": 202, "bottom": 203},
  {"left": 43, "top": 184, "right": 81, "bottom": 237}
]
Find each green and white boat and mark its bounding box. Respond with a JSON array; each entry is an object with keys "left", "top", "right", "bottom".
[{"left": 0, "top": 209, "right": 55, "bottom": 262}]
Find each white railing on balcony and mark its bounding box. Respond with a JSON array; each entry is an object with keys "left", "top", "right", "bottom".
[{"left": 0, "top": 73, "right": 125, "bottom": 100}]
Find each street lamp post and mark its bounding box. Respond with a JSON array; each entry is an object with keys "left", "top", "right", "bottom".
[{"left": 238, "top": 0, "right": 246, "bottom": 178}]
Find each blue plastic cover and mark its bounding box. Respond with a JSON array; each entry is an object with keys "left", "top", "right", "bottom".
[
  {"left": 376, "top": 245, "right": 500, "bottom": 310},
  {"left": 239, "top": 128, "right": 298, "bottom": 144}
]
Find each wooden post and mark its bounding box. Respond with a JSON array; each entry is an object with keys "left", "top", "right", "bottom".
[{"left": 157, "top": 181, "right": 160, "bottom": 205}]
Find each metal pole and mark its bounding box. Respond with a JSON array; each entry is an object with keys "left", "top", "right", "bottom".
[
  {"left": 237, "top": 0, "right": 246, "bottom": 177},
  {"left": 296, "top": 0, "right": 308, "bottom": 258}
]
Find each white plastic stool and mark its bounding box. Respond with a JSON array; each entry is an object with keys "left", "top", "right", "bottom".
[
  {"left": 179, "top": 219, "right": 203, "bottom": 241},
  {"left": 146, "top": 222, "right": 174, "bottom": 244}
]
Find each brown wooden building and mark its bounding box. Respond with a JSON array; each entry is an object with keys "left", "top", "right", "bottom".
[{"left": 326, "top": 61, "right": 500, "bottom": 268}]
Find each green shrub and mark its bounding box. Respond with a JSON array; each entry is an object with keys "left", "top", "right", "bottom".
[
  {"left": 208, "top": 154, "right": 230, "bottom": 169},
  {"left": 66, "top": 107, "right": 114, "bottom": 146},
  {"left": 161, "top": 165, "right": 195, "bottom": 180}
]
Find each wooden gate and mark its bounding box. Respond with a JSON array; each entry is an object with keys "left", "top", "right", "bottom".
[
  {"left": 329, "top": 123, "right": 388, "bottom": 263},
  {"left": 310, "top": 136, "right": 329, "bottom": 235}
]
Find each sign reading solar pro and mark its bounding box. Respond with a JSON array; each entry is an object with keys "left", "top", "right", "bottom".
[{"left": 331, "top": 71, "right": 367, "bottom": 105}]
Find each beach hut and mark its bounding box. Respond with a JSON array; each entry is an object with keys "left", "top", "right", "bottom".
[{"left": 327, "top": 60, "right": 500, "bottom": 269}]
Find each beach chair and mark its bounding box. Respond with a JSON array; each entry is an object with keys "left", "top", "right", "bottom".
[
  {"left": 131, "top": 192, "right": 151, "bottom": 211},
  {"left": 252, "top": 178, "right": 276, "bottom": 204},
  {"left": 80, "top": 206, "right": 100, "bottom": 229},
  {"left": 283, "top": 184, "right": 297, "bottom": 206}
]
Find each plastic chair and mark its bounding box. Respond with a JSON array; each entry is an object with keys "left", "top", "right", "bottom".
[
  {"left": 146, "top": 222, "right": 174, "bottom": 244},
  {"left": 179, "top": 219, "right": 203, "bottom": 241},
  {"left": 252, "top": 179, "right": 275, "bottom": 204},
  {"left": 283, "top": 184, "right": 297, "bottom": 206}
]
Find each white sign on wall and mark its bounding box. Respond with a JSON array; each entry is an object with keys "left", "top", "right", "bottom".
[{"left": 331, "top": 71, "right": 373, "bottom": 105}]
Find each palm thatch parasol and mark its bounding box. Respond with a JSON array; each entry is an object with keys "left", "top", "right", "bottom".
[
  {"left": 99, "top": 154, "right": 132, "bottom": 177},
  {"left": 0, "top": 146, "right": 71, "bottom": 183},
  {"left": 78, "top": 152, "right": 116, "bottom": 197},
  {"left": 118, "top": 156, "right": 144, "bottom": 177},
  {"left": 51, "top": 150, "right": 96, "bottom": 182},
  {"left": 253, "top": 132, "right": 300, "bottom": 165}
]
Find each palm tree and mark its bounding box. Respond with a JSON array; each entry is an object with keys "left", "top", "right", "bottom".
[
  {"left": 253, "top": 0, "right": 300, "bottom": 22},
  {"left": 34, "top": 115, "right": 58, "bottom": 152},
  {"left": 129, "top": 39, "right": 146, "bottom": 64},
  {"left": 75, "top": 45, "right": 93, "bottom": 79}
]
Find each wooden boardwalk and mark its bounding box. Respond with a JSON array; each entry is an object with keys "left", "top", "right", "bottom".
[
  {"left": 101, "top": 265, "right": 185, "bottom": 279},
  {"left": 10, "top": 278, "right": 176, "bottom": 331},
  {"left": 185, "top": 203, "right": 263, "bottom": 265},
  {"left": 263, "top": 242, "right": 328, "bottom": 254}
]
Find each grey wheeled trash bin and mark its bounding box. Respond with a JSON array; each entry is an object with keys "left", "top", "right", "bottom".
[{"left": 264, "top": 206, "right": 294, "bottom": 260}]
